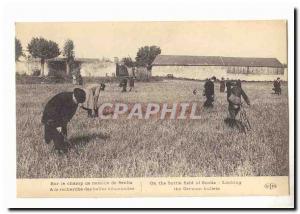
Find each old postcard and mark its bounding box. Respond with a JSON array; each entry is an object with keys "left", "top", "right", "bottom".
[{"left": 14, "top": 20, "right": 292, "bottom": 203}]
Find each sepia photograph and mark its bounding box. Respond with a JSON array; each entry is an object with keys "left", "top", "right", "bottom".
[
  {"left": 16, "top": 21, "right": 289, "bottom": 179},
  {"left": 13, "top": 20, "right": 293, "bottom": 201},
  {"left": 0, "top": 0, "right": 297, "bottom": 208}
]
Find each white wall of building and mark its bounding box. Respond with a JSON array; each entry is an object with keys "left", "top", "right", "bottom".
[
  {"left": 16, "top": 60, "right": 40, "bottom": 75},
  {"left": 80, "top": 62, "right": 116, "bottom": 77},
  {"left": 16, "top": 60, "right": 115, "bottom": 77},
  {"left": 152, "top": 65, "right": 227, "bottom": 80},
  {"left": 152, "top": 65, "right": 288, "bottom": 81}
]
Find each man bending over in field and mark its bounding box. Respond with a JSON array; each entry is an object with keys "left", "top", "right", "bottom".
[
  {"left": 82, "top": 83, "right": 105, "bottom": 117},
  {"left": 41, "top": 88, "right": 86, "bottom": 153},
  {"left": 225, "top": 80, "right": 250, "bottom": 128}
]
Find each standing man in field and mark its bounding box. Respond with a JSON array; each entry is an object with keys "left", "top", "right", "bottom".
[
  {"left": 77, "top": 74, "right": 83, "bottom": 86},
  {"left": 225, "top": 78, "right": 231, "bottom": 93},
  {"left": 129, "top": 76, "right": 135, "bottom": 92},
  {"left": 120, "top": 77, "right": 128, "bottom": 92},
  {"left": 41, "top": 88, "right": 86, "bottom": 153},
  {"left": 225, "top": 80, "right": 250, "bottom": 128},
  {"left": 220, "top": 77, "right": 225, "bottom": 93},
  {"left": 203, "top": 76, "right": 216, "bottom": 108},
  {"left": 273, "top": 77, "right": 281, "bottom": 95}
]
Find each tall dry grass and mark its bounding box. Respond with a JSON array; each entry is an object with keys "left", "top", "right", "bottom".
[{"left": 16, "top": 80, "right": 289, "bottom": 178}]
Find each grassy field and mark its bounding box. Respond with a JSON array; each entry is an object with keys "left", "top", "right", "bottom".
[{"left": 16, "top": 80, "right": 289, "bottom": 178}]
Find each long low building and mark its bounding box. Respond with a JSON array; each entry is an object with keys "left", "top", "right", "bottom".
[{"left": 151, "top": 55, "right": 287, "bottom": 81}]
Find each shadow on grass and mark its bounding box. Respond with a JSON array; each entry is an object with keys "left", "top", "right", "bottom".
[
  {"left": 224, "top": 118, "right": 249, "bottom": 134},
  {"left": 69, "top": 133, "right": 110, "bottom": 147}
]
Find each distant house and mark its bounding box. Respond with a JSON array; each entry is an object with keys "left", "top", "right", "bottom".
[
  {"left": 151, "top": 55, "right": 287, "bottom": 81},
  {"left": 15, "top": 57, "right": 41, "bottom": 76},
  {"left": 80, "top": 58, "right": 116, "bottom": 77},
  {"left": 46, "top": 57, "right": 100, "bottom": 76}
]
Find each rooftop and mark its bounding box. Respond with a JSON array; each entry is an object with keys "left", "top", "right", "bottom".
[{"left": 152, "top": 55, "right": 283, "bottom": 67}]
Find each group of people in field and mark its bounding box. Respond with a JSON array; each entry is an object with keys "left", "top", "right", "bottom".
[
  {"left": 41, "top": 74, "right": 282, "bottom": 153},
  {"left": 41, "top": 75, "right": 136, "bottom": 153},
  {"left": 199, "top": 76, "right": 282, "bottom": 129},
  {"left": 119, "top": 76, "right": 135, "bottom": 92},
  {"left": 194, "top": 76, "right": 250, "bottom": 129}
]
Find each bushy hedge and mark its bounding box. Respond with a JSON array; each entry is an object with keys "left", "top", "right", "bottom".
[{"left": 16, "top": 73, "right": 70, "bottom": 84}]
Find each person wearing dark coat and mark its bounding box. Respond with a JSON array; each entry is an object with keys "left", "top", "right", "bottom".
[
  {"left": 41, "top": 88, "right": 86, "bottom": 152},
  {"left": 78, "top": 74, "right": 83, "bottom": 86},
  {"left": 273, "top": 77, "right": 281, "bottom": 95},
  {"left": 203, "top": 76, "right": 216, "bottom": 108},
  {"left": 121, "top": 78, "right": 128, "bottom": 92},
  {"left": 220, "top": 77, "right": 225, "bottom": 92},
  {"left": 100, "top": 83, "right": 106, "bottom": 91},
  {"left": 119, "top": 64, "right": 129, "bottom": 76},
  {"left": 129, "top": 77, "right": 135, "bottom": 92},
  {"left": 225, "top": 78, "right": 231, "bottom": 93},
  {"left": 225, "top": 80, "right": 250, "bottom": 127}
]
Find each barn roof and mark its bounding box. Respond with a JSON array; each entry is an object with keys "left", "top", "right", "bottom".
[
  {"left": 152, "top": 55, "right": 283, "bottom": 68},
  {"left": 152, "top": 55, "right": 224, "bottom": 66},
  {"left": 222, "top": 57, "right": 283, "bottom": 67}
]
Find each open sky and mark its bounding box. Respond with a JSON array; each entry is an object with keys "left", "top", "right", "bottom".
[{"left": 15, "top": 21, "right": 287, "bottom": 63}]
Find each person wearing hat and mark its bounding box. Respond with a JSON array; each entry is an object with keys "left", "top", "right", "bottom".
[
  {"left": 203, "top": 76, "right": 216, "bottom": 108},
  {"left": 41, "top": 88, "right": 86, "bottom": 153},
  {"left": 273, "top": 77, "right": 281, "bottom": 95},
  {"left": 220, "top": 77, "right": 225, "bottom": 93}
]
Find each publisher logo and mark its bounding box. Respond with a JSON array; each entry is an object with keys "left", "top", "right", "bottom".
[{"left": 264, "top": 183, "right": 277, "bottom": 190}]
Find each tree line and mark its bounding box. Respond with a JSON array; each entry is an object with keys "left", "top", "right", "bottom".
[
  {"left": 16, "top": 38, "right": 75, "bottom": 77},
  {"left": 15, "top": 37, "right": 161, "bottom": 76},
  {"left": 121, "top": 46, "right": 161, "bottom": 70}
]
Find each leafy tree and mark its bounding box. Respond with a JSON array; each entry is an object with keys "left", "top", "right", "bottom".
[
  {"left": 121, "top": 57, "right": 135, "bottom": 68},
  {"left": 27, "top": 37, "right": 60, "bottom": 76},
  {"left": 135, "top": 45, "right": 161, "bottom": 69},
  {"left": 63, "top": 39, "right": 75, "bottom": 76},
  {"left": 15, "top": 38, "right": 23, "bottom": 61}
]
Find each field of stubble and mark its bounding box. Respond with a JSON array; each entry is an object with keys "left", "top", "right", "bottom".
[{"left": 16, "top": 80, "right": 289, "bottom": 178}]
